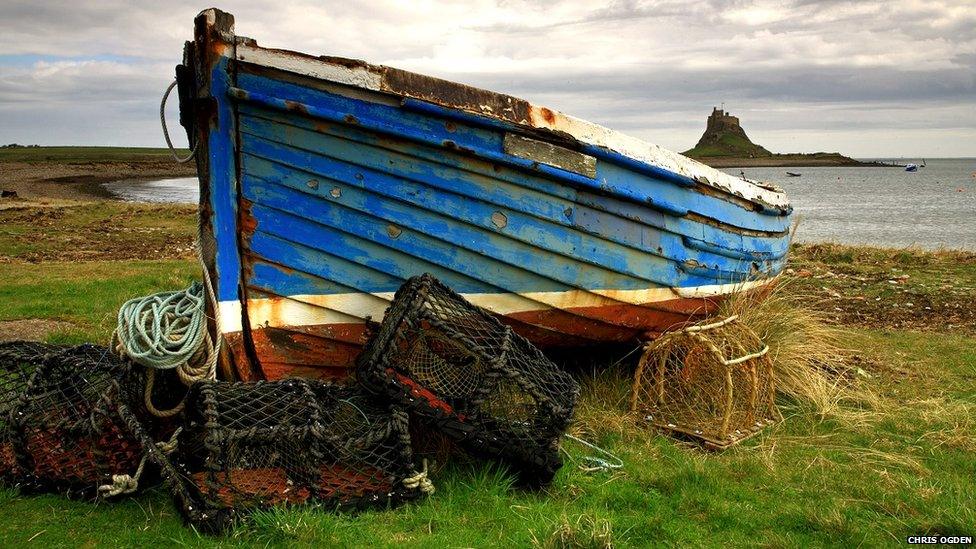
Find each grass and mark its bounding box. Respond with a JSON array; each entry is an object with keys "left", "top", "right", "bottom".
[
  {"left": 788, "top": 242, "right": 976, "bottom": 334},
  {"left": 0, "top": 260, "right": 197, "bottom": 342},
  {"left": 683, "top": 133, "right": 770, "bottom": 158},
  {"left": 0, "top": 202, "right": 197, "bottom": 262},
  {"left": 0, "top": 146, "right": 191, "bottom": 163},
  {"left": 0, "top": 205, "right": 974, "bottom": 546},
  {"left": 1, "top": 321, "right": 973, "bottom": 547},
  {"left": 719, "top": 280, "right": 881, "bottom": 424}
]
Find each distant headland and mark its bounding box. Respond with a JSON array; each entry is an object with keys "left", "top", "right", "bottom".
[{"left": 683, "top": 107, "right": 892, "bottom": 168}]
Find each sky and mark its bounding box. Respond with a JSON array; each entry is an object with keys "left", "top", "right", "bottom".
[{"left": 0, "top": 0, "right": 974, "bottom": 157}]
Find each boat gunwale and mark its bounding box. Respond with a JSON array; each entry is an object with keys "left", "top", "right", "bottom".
[{"left": 228, "top": 37, "right": 792, "bottom": 214}]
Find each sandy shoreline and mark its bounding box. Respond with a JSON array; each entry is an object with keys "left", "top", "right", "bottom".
[{"left": 0, "top": 160, "right": 195, "bottom": 204}]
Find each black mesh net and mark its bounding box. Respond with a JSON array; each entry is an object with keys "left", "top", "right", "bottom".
[
  {"left": 0, "top": 341, "right": 55, "bottom": 481},
  {"left": 356, "top": 274, "right": 580, "bottom": 486},
  {"left": 146, "top": 379, "right": 429, "bottom": 534},
  {"left": 0, "top": 341, "right": 170, "bottom": 498}
]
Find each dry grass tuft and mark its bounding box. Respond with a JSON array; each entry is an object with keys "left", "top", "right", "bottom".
[
  {"left": 531, "top": 514, "right": 614, "bottom": 549},
  {"left": 570, "top": 365, "right": 641, "bottom": 441},
  {"left": 718, "top": 279, "right": 881, "bottom": 425},
  {"left": 913, "top": 397, "right": 976, "bottom": 452}
]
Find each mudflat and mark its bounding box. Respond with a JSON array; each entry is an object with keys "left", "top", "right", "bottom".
[{"left": 0, "top": 146, "right": 194, "bottom": 203}]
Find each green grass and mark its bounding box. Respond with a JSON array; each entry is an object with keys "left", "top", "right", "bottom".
[
  {"left": 0, "top": 252, "right": 974, "bottom": 546},
  {"left": 0, "top": 260, "right": 197, "bottom": 342},
  {"left": 0, "top": 202, "right": 197, "bottom": 262},
  {"left": 789, "top": 243, "right": 976, "bottom": 333},
  {"left": 684, "top": 133, "right": 771, "bottom": 158},
  {"left": 0, "top": 146, "right": 191, "bottom": 163}
]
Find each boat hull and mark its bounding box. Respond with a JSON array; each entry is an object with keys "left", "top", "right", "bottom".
[{"left": 181, "top": 10, "right": 793, "bottom": 381}]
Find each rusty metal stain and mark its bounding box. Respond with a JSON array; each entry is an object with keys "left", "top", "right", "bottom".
[
  {"left": 283, "top": 99, "right": 308, "bottom": 115},
  {"left": 387, "top": 224, "right": 402, "bottom": 238},
  {"left": 441, "top": 139, "right": 475, "bottom": 154},
  {"left": 238, "top": 198, "right": 257, "bottom": 235},
  {"left": 330, "top": 187, "right": 341, "bottom": 198},
  {"left": 382, "top": 66, "right": 532, "bottom": 125},
  {"left": 306, "top": 179, "right": 319, "bottom": 190},
  {"left": 503, "top": 133, "right": 596, "bottom": 178},
  {"left": 491, "top": 211, "right": 508, "bottom": 229}
]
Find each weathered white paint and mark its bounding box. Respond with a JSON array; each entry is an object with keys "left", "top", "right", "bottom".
[
  {"left": 236, "top": 45, "right": 384, "bottom": 91},
  {"left": 215, "top": 278, "right": 772, "bottom": 334}
]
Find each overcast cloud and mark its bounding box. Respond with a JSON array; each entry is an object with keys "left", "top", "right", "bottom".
[{"left": 1, "top": 0, "right": 973, "bottom": 157}]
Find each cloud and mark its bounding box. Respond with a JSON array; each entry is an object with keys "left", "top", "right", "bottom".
[{"left": 0, "top": 0, "right": 973, "bottom": 156}]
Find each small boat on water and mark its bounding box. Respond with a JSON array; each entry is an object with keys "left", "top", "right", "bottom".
[
  {"left": 905, "top": 164, "right": 919, "bottom": 172},
  {"left": 786, "top": 172, "right": 802, "bottom": 177},
  {"left": 177, "top": 9, "right": 793, "bottom": 380}
]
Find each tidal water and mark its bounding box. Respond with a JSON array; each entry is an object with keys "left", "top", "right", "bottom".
[
  {"left": 103, "top": 177, "right": 199, "bottom": 204},
  {"left": 722, "top": 158, "right": 976, "bottom": 250},
  {"left": 104, "top": 158, "right": 976, "bottom": 250}
]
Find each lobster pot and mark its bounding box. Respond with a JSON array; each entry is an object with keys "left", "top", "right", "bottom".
[
  {"left": 169, "top": 379, "right": 427, "bottom": 533},
  {"left": 8, "top": 344, "right": 150, "bottom": 496},
  {"left": 357, "top": 274, "right": 579, "bottom": 486},
  {"left": 0, "top": 342, "right": 57, "bottom": 481},
  {"left": 630, "top": 316, "right": 781, "bottom": 450}
]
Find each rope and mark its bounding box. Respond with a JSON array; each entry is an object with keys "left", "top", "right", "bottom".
[
  {"left": 113, "top": 273, "right": 220, "bottom": 417},
  {"left": 683, "top": 314, "right": 738, "bottom": 334},
  {"left": 113, "top": 282, "right": 211, "bottom": 372},
  {"left": 402, "top": 458, "right": 435, "bottom": 494},
  {"left": 562, "top": 434, "right": 624, "bottom": 473},
  {"left": 160, "top": 79, "right": 197, "bottom": 163},
  {"left": 97, "top": 427, "right": 182, "bottom": 498},
  {"left": 143, "top": 369, "right": 186, "bottom": 418}
]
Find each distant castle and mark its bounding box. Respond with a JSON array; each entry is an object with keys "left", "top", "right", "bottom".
[
  {"left": 704, "top": 108, "right": 741, "bottom": 135},
  {"left": 684, "top": 106, "right": 771, "bottom": 158}
]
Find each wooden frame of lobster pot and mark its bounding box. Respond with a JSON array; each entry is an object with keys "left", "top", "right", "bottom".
[{"left": 630, "top": 315, "right": 781, "bottom": 450}]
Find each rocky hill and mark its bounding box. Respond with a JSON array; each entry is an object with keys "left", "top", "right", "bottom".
[
  {"left": 683, "top": 108, "right": 772, "bottom": 158},
  {"left": 683, "top": 107, "right": 876, "bottom": 167}
]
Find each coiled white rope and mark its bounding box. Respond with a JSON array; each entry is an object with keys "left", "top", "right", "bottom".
[
  {"left": 160, "top": 79, "right": 197, "bottom": 163},
  {"left": 402, "top": 458, "right": 435, "bottom": 494},
  {"left": 98, "top": 427, "right": 182, "bottom": 498},
  {"left": 113, "top": 282, "right": 209, "bottom": 371},
  {"left": 113, "top": 249, "right": 222, "bottom": 417},
  {"left": 562, "top": 434, "right": 624, "bottom": 473}
]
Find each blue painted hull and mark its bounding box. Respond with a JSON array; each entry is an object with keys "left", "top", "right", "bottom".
[{"left": 180, "top": 10, "right": 792, "bottom": 380}]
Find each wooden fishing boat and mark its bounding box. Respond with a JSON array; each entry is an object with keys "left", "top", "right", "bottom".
[{"left": 177, "top": 9, "right": 793, "bottom": 381}]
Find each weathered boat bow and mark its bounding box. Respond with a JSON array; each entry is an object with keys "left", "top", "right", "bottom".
[{"left": 179, "top": 8, "right": 793, "bottom": 381}]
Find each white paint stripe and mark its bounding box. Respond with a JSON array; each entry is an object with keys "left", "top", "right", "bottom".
[
  {"left": 237, "top": 45, "right": 384, "bottom": 91},
  {"left": 216, "top": 279, "right": 772, "bottom": 334},
  {"left": 217, "top": 299, "right": 243, "bottom": 333},
  {"left": 232, "top": 44, "right": 790, "bottom": 211}
]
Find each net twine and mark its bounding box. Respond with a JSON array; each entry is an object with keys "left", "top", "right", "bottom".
[
  {"left": 356, "top": 274, "right": 580, "bottom": 486},
  {"left": 631, "top": 314, "right": 780, "bottom": 447}
]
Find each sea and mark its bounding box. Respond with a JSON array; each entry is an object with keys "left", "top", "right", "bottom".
[{"left": 103, "top": 158, "right": 976, "bottom": 251}]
